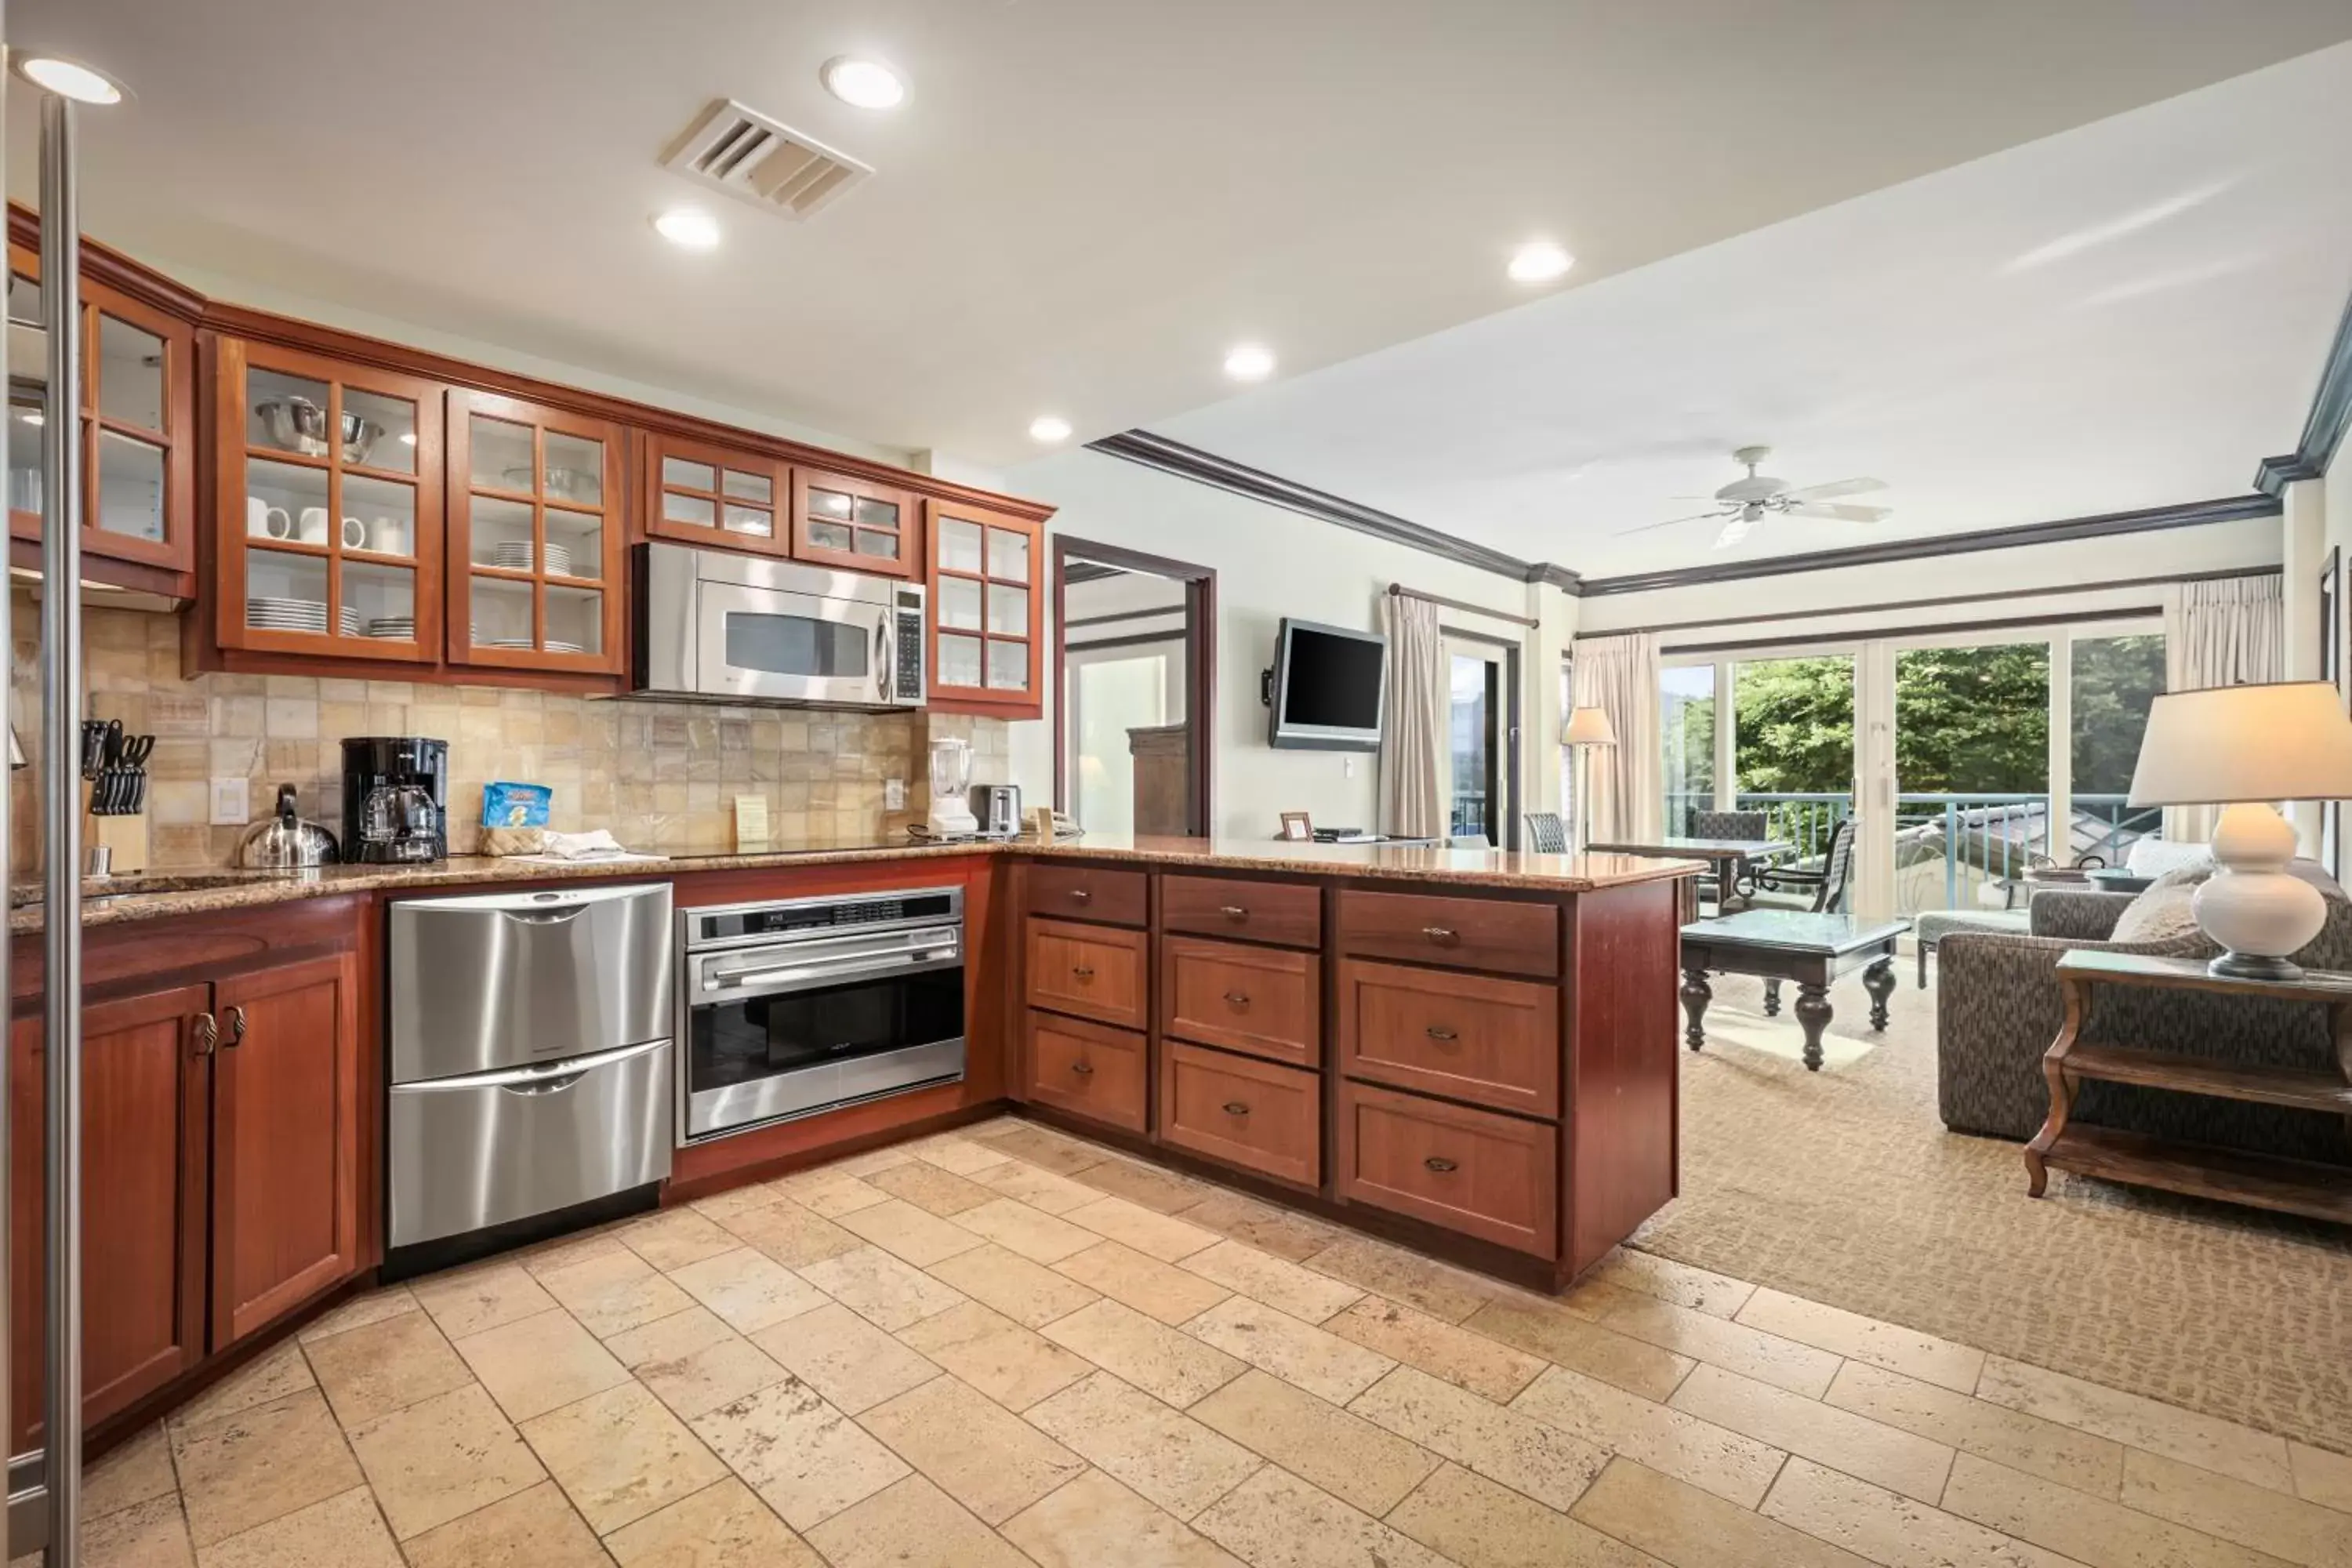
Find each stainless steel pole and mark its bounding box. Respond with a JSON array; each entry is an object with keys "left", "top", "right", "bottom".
[
  {"left": 38, "top": 89, "right": 82, "bottom": 1568},
  {"left": 0, "top": 12, "right": 14, "bottom": 1559}
]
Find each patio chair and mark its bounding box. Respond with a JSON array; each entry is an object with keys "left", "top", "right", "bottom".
[
  {"left": 1690, "top": 808, "right": 1771, "bottom": 902},
  {"left": 1523, "top": 812, "right": 1568, "bottom": 853},
  {"left": 1748, "top": 815, "right": 1857, "bottom": 913}
]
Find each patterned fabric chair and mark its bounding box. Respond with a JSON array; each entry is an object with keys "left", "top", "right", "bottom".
[
  {"left": 1748, "top": 816, "right": 1857, "bottom": 914},
  {"left": 1936, "top": 869, "right": 2352, "bottom": 1164},
  {"left": 1523, "top": 812, "right": 1569, "bottom": 853},
  {"left": 1689, "top": 809, "right": 1772, "bottom": 902}
]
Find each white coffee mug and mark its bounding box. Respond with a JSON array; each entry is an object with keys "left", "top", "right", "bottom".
[
  {"left": 245, "top": 496, "right": 267, "bottom": 536},
  {"left": 261, "top": 504, "right": 293, "bottom": 539},
  {"left": 342, "top": 516, "right": 367, "bottom": 550},
  {"left": 373, "top": 517, "right": 408, "bottom": 555},
  {"left": 298, "top": 506, "right": 329, "bottom": 543}
]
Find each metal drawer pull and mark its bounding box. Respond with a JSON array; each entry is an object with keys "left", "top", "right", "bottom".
[
  {"left": 1424, "top": 1156, "right": 1458, "bottom": 1174},
  {"left": 1222, "top": 1100, "right": 1250, "bottom": 1116},
  {"left": 1072, "top": 965, "right": 1096, "bottom": 979},
  {"left": 1070, "top": 1061, "right": 1095, "bottom": 1076},
  {"left": 1425, "top": 1025, "right": 1458, "bottom": 1042},
  {"left": 1223, "top": 991, "right": 1250, "bottom": 1008},
  {"left": 193, "top": 1013, "right": 218, "bottom": 1057},
  {"left": 1421, "top": 925, "right": 1459, "bottom": 945},
  {"left": 1069, "top": 888, "right": 1093, "bottom": 903},
  {"left": 1219, "top": 905, "right": 1248, "bottom": 920},
  {"left": 226, "top": 1006, "right": 248, "bottom": 1048}
]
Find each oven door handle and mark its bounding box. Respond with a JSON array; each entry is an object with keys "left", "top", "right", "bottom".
[{"left": 699, "top": 946, "right": 961, "bottom": 999}]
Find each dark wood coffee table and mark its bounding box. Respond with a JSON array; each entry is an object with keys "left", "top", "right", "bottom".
[{"left": 1679, "top": 909, "right": 1907, "bottom": 1071}]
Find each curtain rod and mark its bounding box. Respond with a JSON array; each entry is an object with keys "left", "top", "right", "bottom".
[
  {"left": 1573, "top": 563, "right": 2274, "bottom": 641},
  {"left": 1664, "top": 604, "right": 2164, "bottom": 656},
  {"left": 1387, "top": 583, "right": 1538, "bottom": 629}
]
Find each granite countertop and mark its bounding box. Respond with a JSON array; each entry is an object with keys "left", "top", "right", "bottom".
[{"left": 11, "top": 833, "right": 1703, "bottom": 933}]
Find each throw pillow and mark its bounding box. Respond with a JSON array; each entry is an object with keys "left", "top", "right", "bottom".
[
  {"left": 2109, "top": 864, "right": 2211, "bottom": 945},
  {"left": 2125, "top": 838, "right": 2212, "bottom": 880}
]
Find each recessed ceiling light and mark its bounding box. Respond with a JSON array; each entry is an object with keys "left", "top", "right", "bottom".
[
  {"left": 821, "top": 56, "right": 905, "bottom": 110},
  {"left": 399, "top": 432, "right": 418, "bottom": 446},
  {"left": 1028, "top": 416, "right": 1073, "bottom": 445},
  {"left": 13, "top": 56, "right": 124, "bottom": 104},
  {"left": 1223, "top": 343, "right": 1276, "bottom": 382},
  {"left": 1508, "top": 241, "right": 1573, "bottom": 284},
  {"left": 652, "top": 209, "right": 721, "bottom": 250}
]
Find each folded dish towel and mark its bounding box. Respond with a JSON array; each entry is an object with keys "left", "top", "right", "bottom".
[{"left": 531, "top": 829, "right": 659, "bottom": 861}]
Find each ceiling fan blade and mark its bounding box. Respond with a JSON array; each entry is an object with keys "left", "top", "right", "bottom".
[
  {"left": 1783, "top": 476, "right": 1888, "bottom": 502},
  {"left": 1615, "top": 509, "right": 1729, "bottom": 536},
  {"left": 1713, "top": 516, "right": 1759, "bottom": 550},
  {"left": 1788, "top": 502, "right": 1893, "bottom": 523}
]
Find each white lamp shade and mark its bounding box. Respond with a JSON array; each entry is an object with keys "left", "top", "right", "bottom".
[
  {"left": 2127, "top": 681, "right": 2352, "bottom": 807},
  {"left": 1564, "top": 706, "right": 1617, "bottom": 747}
]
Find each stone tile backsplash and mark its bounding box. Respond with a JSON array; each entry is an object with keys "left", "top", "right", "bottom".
[{"left": 10, "top": 595, "right": 1007, "bottom": 875}]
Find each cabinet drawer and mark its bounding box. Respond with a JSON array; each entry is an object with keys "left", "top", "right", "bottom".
[
  {"left": 1162, "top": 937, "right": 1320, "bottom": 1069},
  {"left": 1025, "top": 917, "right": 1148, "bottom": 1029},
  {"left": 1160, "top": 1044, "right": 1319, "bottom": 1189},
  {"left": 1025, "top": 862, "right": 1148, "bottom": 928},
  {"left": 1027, "top": 1013, "right": 1147, "bottom": 1134},
  {"left": 1337, "top": 1081, "right": 1557, "bottom": 1258},
  {"left": 1338, "top": 960, "right": 1558, "bottom": 1118},
  {"left": 1338, "top": 889, "right": 1558, "bottom": 979},
  {"left": 1162, "top": 875, "right": 1322, "bottom": 948}
]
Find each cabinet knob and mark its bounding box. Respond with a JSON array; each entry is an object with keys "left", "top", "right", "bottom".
[
  {"left": 1222, "top": 990, "right": 1250, "bottom": 1009},
  {"left": 1221, "top": 1100, "right": 1250, "bottom": 1117},
  {"left": 225, "top": 1006, "right": 248, "bottom": 1048},
  {"left": 192, "top": 1012, "right": 218, "bottom": 1057},
  {"left": 1423, "top": 1156, "right": 1458, "bottom": 1174},
  {"left": 1219, "top": 905, "right": 1248, "bottom": 921},
  {"left": 1071, "top": 965, "right": 1095, "bottom": 981},
  {"left": 1069, "top": 888, "right": 1093, "bottom": 903},
  {"left": 1425, "top": 1025, "right": 1458, "bottom": 1043},
  {"left": 1421, "top": 925, "right": 1460, "bottom": 946},
  {"left": 1069, "top": 1060, "right": 1095, "bottom": 1077}
]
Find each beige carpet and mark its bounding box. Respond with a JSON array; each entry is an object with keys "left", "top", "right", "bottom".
[{"left": 1632, "top": 967, "right": 2352, "bottom": 1454}]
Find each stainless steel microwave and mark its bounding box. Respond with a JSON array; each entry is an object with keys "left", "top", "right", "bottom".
[{"left": 633, "top": 543, "right": 926, "bottom": 709}]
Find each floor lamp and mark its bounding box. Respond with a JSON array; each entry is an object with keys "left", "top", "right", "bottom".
[{"left": 1565, "top": 706, "right": 1617, "bottom": 854}]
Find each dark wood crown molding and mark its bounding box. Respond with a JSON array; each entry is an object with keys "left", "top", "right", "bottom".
[
  {"left": 1573, "top": 493, "right": 2281, "bottom": 598},
  {"left": 1087, "top": 430, "right": 1580, "bottom": 590},
  {"left": 8, "top": 203, "right": 208, "bottom": 322},
  {"left": 2253, "top": 285, "right": 2352, "bottom": 496}
]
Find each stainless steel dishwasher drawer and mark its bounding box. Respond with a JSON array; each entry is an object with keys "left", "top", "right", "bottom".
[
  {"left": 388, "top": 1037, "right": 673, "bottom": 1248},
  {"left": 390, "top": 882, "right": 673, "bottom": 1080}
]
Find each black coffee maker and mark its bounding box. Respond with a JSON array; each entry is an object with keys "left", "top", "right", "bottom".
[{"left": 341, "top": 737, "right": 449, "bottom": 863}]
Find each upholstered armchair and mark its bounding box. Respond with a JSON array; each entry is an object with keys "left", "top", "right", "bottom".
[{"left": 1935, "top": 880, "right": 2352, "bottom": 1164}]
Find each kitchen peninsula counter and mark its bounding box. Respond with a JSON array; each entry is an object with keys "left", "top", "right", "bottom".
[{"left": 11, "top": 833, "right": 1700, "bottom": 932}]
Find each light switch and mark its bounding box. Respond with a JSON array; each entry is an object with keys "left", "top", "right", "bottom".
[
  {"left": 884, "top": 778, "right": 906, "bottom": 810},
  {"left": 209, "top": 776, "right": 249, "bottom": 826}
]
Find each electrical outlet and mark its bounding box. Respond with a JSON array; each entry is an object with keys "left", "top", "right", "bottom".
[
  {"left": 884, "top": 778, "right": 906, "bottom": 810},
  {"left": 209, "top": 777, "right": 249, "bottom": 826},
  {"left": 1344, "top": 756, "right": 1356, "bottom": 779}
]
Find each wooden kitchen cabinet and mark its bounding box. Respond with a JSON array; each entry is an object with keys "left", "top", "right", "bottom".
[
  {"left": 9, "top": 985, "right": 212, "bottom": 1450},
  {"left": 641, "top": 430, "right": 792, "bottom": 555},
  {"left": 5, "top": 236, "right": 200, "bottom": 591},
  {"left": 447, "top": 390, "right": 626, "bottom": 673},
  {"left": 210, "top": 336, "right": 447, "bottom": 664},
  {"left": 210, "top": 953, "right": 363, "bottom": 1348},
  {"left": 926, "top": 497, "right": 1044, "bottom": 717},
  {"left": 793, "top": 466, "right": 918, "bottom": 577}
]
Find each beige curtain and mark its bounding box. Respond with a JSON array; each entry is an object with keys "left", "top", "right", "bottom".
[
  {"left": 1573, "top": 632, "right": 1663, "bottom": 844},
  {"left": 2160, "top": 574, "right": 2284, "bottom": 843},
  {"left": 1378, "top": 593, "right": 1447, "bottom": 838}
]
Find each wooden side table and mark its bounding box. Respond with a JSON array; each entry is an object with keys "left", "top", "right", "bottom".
[{"left": 2025, "top": 950, "right": 2352, "bottom": 1221}]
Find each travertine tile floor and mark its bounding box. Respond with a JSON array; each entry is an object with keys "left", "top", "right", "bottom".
[{"left": 42, "top": 1116, "right": 2352, "bottom": 1567}]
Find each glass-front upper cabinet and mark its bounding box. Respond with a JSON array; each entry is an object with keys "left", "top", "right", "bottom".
[
  {"left": 925, "top": 498, "right": 1042, "bottom": 717},
  {"left": 642, "top": 431, "right": 790, "bottom": 557},
  {"left": 793, "top": 467, "right": 917, "bottom": 578},
  {"left": 6, "top": 241, "right": 198, "bottom": 578},
  {"left": 447, "top": 390, "right": 623, "bottom": 672},
  {"left": 214, "top": 337, "right": 444, "bottom": 662}
]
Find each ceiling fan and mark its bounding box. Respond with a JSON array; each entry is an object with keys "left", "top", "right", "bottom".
[{"left": 1621, "top": 445, "right": 1892, "bottom": 550}]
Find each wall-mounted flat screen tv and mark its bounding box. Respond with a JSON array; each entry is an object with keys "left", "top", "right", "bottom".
[{"left": 1268, "top": 617, "right": 1386, "bottom": 751}]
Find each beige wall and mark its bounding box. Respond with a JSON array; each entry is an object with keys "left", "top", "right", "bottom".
[{"left": 9, "top": 593, "right": 1008, "bottom": 876}]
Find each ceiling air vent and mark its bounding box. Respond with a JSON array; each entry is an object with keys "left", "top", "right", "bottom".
[{"left": 659, "top": 98, "right": 873, "bottom": 220}]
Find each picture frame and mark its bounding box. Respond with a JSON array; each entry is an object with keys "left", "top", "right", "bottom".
[{"left": 1279, "top": 811, "right": 1313, "bottom": 841}]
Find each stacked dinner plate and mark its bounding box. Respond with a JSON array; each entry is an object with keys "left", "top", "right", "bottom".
[
  {"left": 488, "top": 637, "right": 587, "bottom": 654},
  {"left": 366, "top": 616, "right": 416, "bottom": 641},
  {"left": 249, "top": 597, "right": 360, "bottom": 636},
  {"left": 489, "top": 541, "right": 572, "bottom": 576}
]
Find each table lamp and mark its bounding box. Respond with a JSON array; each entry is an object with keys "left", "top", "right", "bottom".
[
  {"left": 2126, "top": 681, "right": 2352, "bottom": 980},
  {"left": 1564, "top": 705, "right": 1617, "bottom": 854}
]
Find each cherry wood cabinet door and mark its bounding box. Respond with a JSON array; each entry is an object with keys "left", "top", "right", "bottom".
[
  {"left": 792, "top": 467, "right": 917, "bottom": 577},
  {"left": 925, "top": 498, "right": 1043, "bottom": 717},
  {"left": 10, "top": 985, "right": 211, "bottom": 1449},
  {"left": 641, "top": 431, "right": 792, "bottom": 556},
  {"left": 210, "top": 953, "right": 362, "bottom": 1348}
]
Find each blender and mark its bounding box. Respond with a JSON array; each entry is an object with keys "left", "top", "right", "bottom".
[{"left": 925, "top": 736, "right": 978, "bottom": 837}]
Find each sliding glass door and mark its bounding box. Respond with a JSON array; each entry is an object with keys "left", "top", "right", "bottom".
[
  {"left": 2069, "top": 633, "right": 2167, "bottom": 866},
  {"left": 1447, "top": 635, "right": 1516, "bottom": 847},
  {"left": 1893, "top": 643, "right": 2049, "bottom": 915},
  {"left": 1660, "top": 666, "right": 1716, "bottom": 835},
  {"left": 1734, "top": 655, "right": 1857, "bottom": 869}
]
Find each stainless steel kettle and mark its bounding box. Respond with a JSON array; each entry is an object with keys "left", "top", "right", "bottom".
[{"left": 238, "top": 783, "right": 341, "bottom": 869}]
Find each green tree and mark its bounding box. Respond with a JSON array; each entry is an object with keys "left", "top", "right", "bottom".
[{"left": 1734, "top": 657, "right": 1856, "bottom": 793}]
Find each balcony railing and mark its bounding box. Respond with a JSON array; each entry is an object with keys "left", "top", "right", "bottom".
[{"left": 1664, "top": 789, "right": 2163, "bottom": 912}]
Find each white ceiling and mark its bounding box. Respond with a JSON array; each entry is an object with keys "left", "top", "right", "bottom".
[
  {"left": 1148, "top": 42, "right": 2352, "bottom": 579},
  {"left": 13, "top": 1, "right": 2352, "bottom": 473}
]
